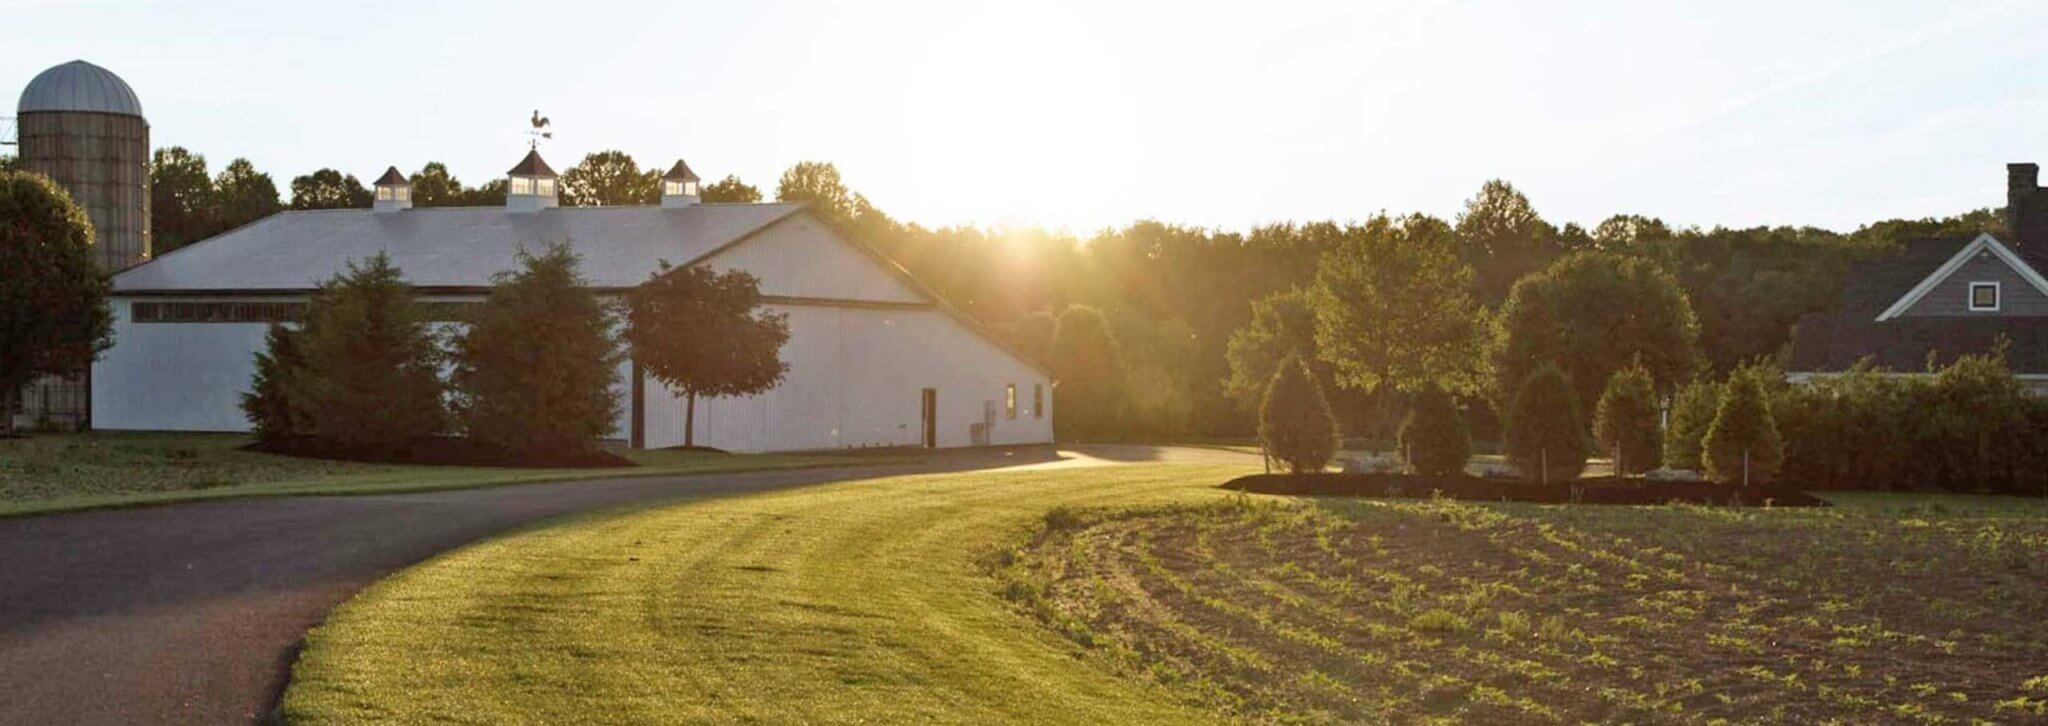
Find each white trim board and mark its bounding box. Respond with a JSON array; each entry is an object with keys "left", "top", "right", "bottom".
[{"left": 1874, "top": 233, "right": 2048, "bottom": 321}]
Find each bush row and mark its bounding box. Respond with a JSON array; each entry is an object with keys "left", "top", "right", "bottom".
[{"left": 1772, "top": 354, "right": 2048, "bottom": 494}]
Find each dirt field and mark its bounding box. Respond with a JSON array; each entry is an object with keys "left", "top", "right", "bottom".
[{"left": 996, "top": 495, "right": 2048, "bottom": 723}]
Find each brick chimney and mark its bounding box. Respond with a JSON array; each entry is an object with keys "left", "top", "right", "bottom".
[{"left": 2008, "top": 163, "right": 2046, "bottom": 248}]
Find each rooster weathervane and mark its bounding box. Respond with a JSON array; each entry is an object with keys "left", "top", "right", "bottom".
[{"left": 528, "top": 110, "right": 553, "bottom": 149}]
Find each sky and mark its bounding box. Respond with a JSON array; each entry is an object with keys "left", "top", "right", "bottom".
[{"left": 6, "top": 0, "right": 2048, "bottom": 235}]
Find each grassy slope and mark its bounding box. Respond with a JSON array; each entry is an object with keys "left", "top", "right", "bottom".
[
  {"left": 281, "top": 462, "right": 1259, "bottom": 724},
  {"left": 0, "top": 432, "right": 915, "bottom": 517}
]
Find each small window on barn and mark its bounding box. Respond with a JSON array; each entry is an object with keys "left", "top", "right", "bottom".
[
  {"left": 1006, "top": 384, "right": 1018, "bottom": 419},
  {"left": 1970, "top": 282, "right": 2000, "bottom": 311},
  {"left": 1033, "top": 384, "right": 1044, "bottom": 419}
]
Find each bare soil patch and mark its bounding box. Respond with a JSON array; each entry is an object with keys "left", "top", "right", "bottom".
[
  {"left": 1224, "top": 472, "right": 1827, "bottom": 507},
  {"left": 994, "top": 497, "right": 2048, "bottom": 723}
]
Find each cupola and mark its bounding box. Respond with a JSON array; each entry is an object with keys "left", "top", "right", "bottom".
[
  {"left": 506, "top": 149, "right": 559, "bottom": 213},
  {"left": 661, "top": 159, "right": 701, "bottom": 208},
  {"left": 372, "top": 166, "right": 412, "bottom": 212}
]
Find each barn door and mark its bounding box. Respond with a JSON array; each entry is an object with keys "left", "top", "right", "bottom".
[{"left": 921, "top": 388, "right": 938, "bottom": 449}]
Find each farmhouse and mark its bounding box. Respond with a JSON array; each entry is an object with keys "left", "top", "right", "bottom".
[
  {"left": 92, "top": 151, "right": 1055, "bottom": 452},
  {"left": 1786, "top": 163, "right": 2048, "bottom": 393}
]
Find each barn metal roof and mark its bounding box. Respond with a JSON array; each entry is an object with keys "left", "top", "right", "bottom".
[
  {"left": 112, "top": 203, "right": 808, "bottom": 292},
  {"left": 17, "top": 60, "right": 144, "bottom": 117}
]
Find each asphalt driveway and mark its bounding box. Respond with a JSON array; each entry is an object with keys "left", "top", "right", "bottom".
[{"left": 0, "top": 446, "right": 1101, "bottom": 725}]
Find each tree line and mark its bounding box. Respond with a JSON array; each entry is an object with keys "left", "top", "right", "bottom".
[
  {"left": 142, "top": 149, "right": 768, "bottom": 254},
  {"left": 13, "top": 144, "right": 2010, "bottom": 446}
]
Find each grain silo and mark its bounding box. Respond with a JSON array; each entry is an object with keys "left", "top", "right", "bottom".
[
  {"left": 17, "top": 59, "right": 151, "bottom": 271},
  {"left": 10, "top": 59, "right": 149, "bottom": 429}
]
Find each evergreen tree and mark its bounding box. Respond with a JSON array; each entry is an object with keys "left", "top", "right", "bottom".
[
  {"left": 1593, "top": 360, "right": 1662, "bottom": 475},
  {"left": 293, "top": 253, "right": 446, "bottom": 450},
  {"left": 624, "top": 263, "right": 791, "bottom": 448},
  {"left": 0, "top": 172, "right": 113, "bottom": 435},
  {"left": 1505, "top": 365, "right": 1587, "bottom": 482},
  {"left": 1259, "top": 355, "right": 1337, "bottom": 474},
  {"left": 451, "top": 244, "right": 621, "bottom": 456},
  {"left": 1399, "top": 386, "right": 1471, "bottom": 476},
  {"left": 1703, "top": 371, "right": 1783, "bottom": 485},
  {"left": 241, "top": 324, "right": 308, "bottom": 442},
  {"left": 1663, "top": 380, "right": 1720, "bottom": 470}
]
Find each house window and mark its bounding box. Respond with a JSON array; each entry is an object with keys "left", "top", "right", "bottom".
[
  {"left": 1970, "top": 282, "right": 2000, "bottom": 311},
  {"left": 510, "top": 177, "right": 533, "bottom": 195},
  {"left": 1005, "top": 384, "right": 1018, "bottom": 419},
  {"left": 1033, "top": 384, "right": 1044, "bottom": 419}
]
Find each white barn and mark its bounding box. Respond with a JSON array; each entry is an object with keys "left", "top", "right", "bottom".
[{"left": 92, "top": 152, "right": 1054, "bottom": 452}]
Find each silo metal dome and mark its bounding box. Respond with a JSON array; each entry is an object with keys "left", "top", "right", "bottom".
[{"left": 17, "top": 60, "right": 144, "bottom": 117}]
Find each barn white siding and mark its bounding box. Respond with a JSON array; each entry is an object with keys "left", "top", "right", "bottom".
[
  {"left": 90, "top": 207, "right": 1055, "bottom": 452},
  {"left": 93, "top": 298, "right": 283, "bottom": 432},
  {"left": 638, "top": 305, "right": 1052, "bottom": 452},
  {"left": 701, "top": 216, "right": 924, "bottom": 303}
]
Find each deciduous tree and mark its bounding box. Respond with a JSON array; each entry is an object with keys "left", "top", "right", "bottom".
[
  {"left": 290, "top": 169, "right": 372, "bottom": 210},
  {"left": 1048, "top": 305, "right": 1124, "bottom": 441},
  {"left": 408, "top": 162, "right": 469, "bottom": 207},
  {"left": 1312, "top": 214, "right": 1487, "bottom": 396},
  {"left": 562, "top": 150, "right": 658, "bottom": 207},
  {"left": 1454, "top": 180, "right": 1563, "bottom": 305},
  {"left": 150, "top": 147, "right": 217, "bottom": 253},
  {"left": 1663, "top": 380, "right": 1720, "bottom": 470},
  {"left": 1493, "top": 251, "right": 1699, "bottom": 415},
  {"left": 0, "top": 172, "right": 113, "bottom": 436},
  {"left": 624, "top": 263, "right": 791, "bottom": 448},
  {"left": 701, "top": 174, "right": 762, "bottom": 203},
  {"left": 214, "top": 158, "right": 281, "bottom": 231}
]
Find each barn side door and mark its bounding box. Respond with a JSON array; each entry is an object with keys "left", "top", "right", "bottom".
[{"left": 921, "top": 388, "right": 938, "bottom": 449}]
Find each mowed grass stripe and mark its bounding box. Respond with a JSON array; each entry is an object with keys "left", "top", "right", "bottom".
[{"left": 282, "top": 461, "right": 1256, "bottom": 724}]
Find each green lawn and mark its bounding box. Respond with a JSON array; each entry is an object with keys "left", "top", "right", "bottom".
[
  {"left": 281, "top": 461, "right": 1260, "bottom": 724},
  {"left": 0, "top": 432, "right": 918, "bottom": 517}
]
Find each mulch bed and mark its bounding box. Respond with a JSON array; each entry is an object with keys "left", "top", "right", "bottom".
[
  {"left": 246, "top": 437, "right": 636, "bottom": 469},
  {"left": 1222, "top": 472, "right": 1827, "bottom": 507}
]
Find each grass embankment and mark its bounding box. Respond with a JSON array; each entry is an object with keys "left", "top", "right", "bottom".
[
  {"left": 281, "top": 461, "right": 1259, "bottom": 724},
  {"left": 1003, "top": 494, "right": 2048, "bottom": 723},
  {"left": 0, "top": 432, "right": 916, "bottom": 517}
]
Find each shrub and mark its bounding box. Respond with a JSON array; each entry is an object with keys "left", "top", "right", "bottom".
[
  {"left": 293, "top": 253, "right": 446, "bottom": 450},
  {"left": 1259, "top": 355, "right": 1338, "bottom": 474},
  {"left": 1703, "top": 371, "right": 1782, "bottom": 485},
  {"left": 451, "top": 244, "right": 621, "bottom": 456},
  {"left": 241, "top": 324, "right": 308, "bottom": 442},
  {"left": 1504, "top": 364, "right": 1587, "bottom": 482},
  {"left": 1663, "top": 380, "right": 1720, "bottom": 471},
  {"left": 1399, "top": 387, "right": 1470, "bottom": 476},
  {"left": 1593, "top": 361, "right": 1661, "bottom": 476}
]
